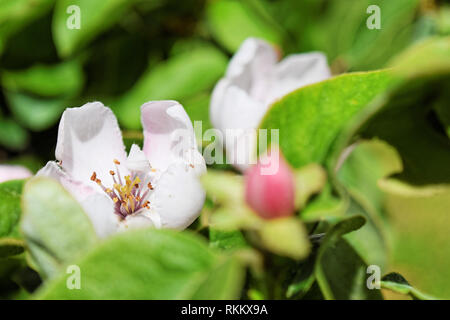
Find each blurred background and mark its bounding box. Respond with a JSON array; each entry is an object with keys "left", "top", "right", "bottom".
[{"left": 0, "top": 0, "right": 449, "bottom": 298}]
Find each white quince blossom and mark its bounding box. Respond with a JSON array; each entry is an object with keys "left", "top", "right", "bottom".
[
  {"left": 210, "top": 38, "right": 331, "bottom": 172},
  {"left": 37, "top": 101, "right": 206, "bottom": 238},
  {"left": 0, "top": 165, "right": 32, "bottom": 183}
]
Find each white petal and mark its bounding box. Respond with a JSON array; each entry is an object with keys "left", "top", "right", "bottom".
[
  {"left": 267, "top": 52, "right": 331, "bottom": 103},
  {"left": 0, "top": 165, "right": 31, "bottom": 183},
  {"left": 117, "top": 211, "right": 159, "bottom": 233},
  {"left": 211, "top": 84, "right": 264, "bottom": 172},
  {"left": 55, "top": 102, "right": 127, "bottom": 186},
  {"left": 226, "top": 38, "right": 277, "bottom": 89},
  {"left": 37, "top": 161, "right": 96, "bottom": 202},
  {"left": 141, "top": 100, "right": 203, "bottom": 172},
  {"left": 80, "top": 194, "right": 119, "bottom": 239},
  {"left": 126, "top": 144, "right": 151, "bottom": 173},
  {"left": 150, "top": 161, "right": 205, "bottom": 230}
]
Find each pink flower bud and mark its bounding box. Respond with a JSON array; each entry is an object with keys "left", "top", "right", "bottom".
[{"left": 245, "top": 148, "right": 295, "bottom": 219}]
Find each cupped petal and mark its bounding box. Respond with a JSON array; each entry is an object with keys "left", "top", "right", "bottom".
[
  {"left": 226, "top": 38, "right": 277, "bottom": 94},
  {"left": 141, "top": 100, "right": 204, "bottom": 173},
  {"left": 150, "top": 161, "right": 205, "bottom": 230},
  {"left": 37, "top": 161, "right": 96, "bottom": 202},
  {"left": 80, "top": 193, "right": 119, "bottom": 238},
  {"left": 0, "top": 165, "right": 32, "bottom": 183},
  {"left": 55, "top": 102, "right": 127, "bottom": 187},
  {"left": 267, "top": 52, "right": 331, "bottom": 104}
]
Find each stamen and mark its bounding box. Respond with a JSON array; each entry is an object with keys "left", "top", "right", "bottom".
[{"left": 89, "top": 161, "right": 155, "bottom": 219}]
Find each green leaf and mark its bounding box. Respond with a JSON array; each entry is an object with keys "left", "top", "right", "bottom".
[
  {"left": 0, "top": 180, "right": 26, "bottom": 257},
  {"left": 332, "top": 37, "right": 450, "bottom": 185},
  {"left": 315, "top": 215, "right": 383, "bottom": 299},
  {"left": 5, "top": 91, "right": 68, "bottom": 131},
  {"left": 115, "top": 45, "right": 228, "bottom": 129},
  {"left": 359, "top": 81, "right": 450, "bottom": 186},
  {"left": 337, "top": 140, "right": 403, "bottom": 270},
  {"left": 2, "top": 61, "right": 84, "bottom": 97},
  {"left": 52, "top": 0, "right": 138, "bottom": 57},
  {"left": 0, "top": 117, "right": 28, "bottom": 151},
  {"left": 388, "top": 36, "right": 450, "bottom": 78},
  {"left": 36, "top": 229, "right": 244, "bottom": 299},
  {"left": 21, "top": 177, "right": 98, "bottom": 279},
  {"left": 286, "top": 256, "right": 316, "bottom": 299},
  {"left": 382, "top": 181, "right": 450, "bottom": 299},
  {"left": 381, "top": 273, "right": 438, "bottom": 300},
  {"left": 206, "top": 0, "right": 283, "bottom": 52},
  {"left": 259, "top": 70, "right": 393, "bottom": 170}
]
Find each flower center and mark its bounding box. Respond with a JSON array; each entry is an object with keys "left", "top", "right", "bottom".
[{"left": 90, "top": 159, "right": 154, "bottom": 219}]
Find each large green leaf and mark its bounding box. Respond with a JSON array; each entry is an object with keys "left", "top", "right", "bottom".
[
  {"left": 206, "top": 0, "right": 283, "bottom": 52},
  {"left": 21, "top": 177, "right": 98, "bottom": 279},
  {"left": 52, "top": 0, "right": 138, "bottom": 57},
  {"left": 36, "top": 229, "right": 244, "bottom": 300},
  {"left": 259, "top": 70, "right": 393, "bottom": 169},
  {"left": 0, "top": 180, "right": 26, "bottom": 257},
  {"left": 114, "top": 45, "right": 227, "bottom": 129}
]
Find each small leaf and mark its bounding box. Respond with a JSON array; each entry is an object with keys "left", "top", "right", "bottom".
[
  {"left": 21, "top": 177, "right": 98, "bottom": 279},
  {"left": 381, "top": 273, "right": 438, "bottom": 300}
]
